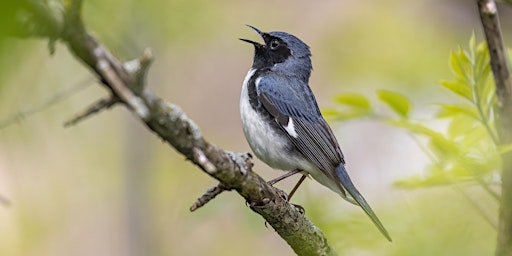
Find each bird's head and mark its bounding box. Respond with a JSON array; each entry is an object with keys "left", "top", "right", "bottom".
[{"left": 240, "top": 25, "right": 312, "bottom": 80}]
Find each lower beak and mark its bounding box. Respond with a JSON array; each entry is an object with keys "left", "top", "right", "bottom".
[{"left": 239, "top": 38, "right": 263, "bottom": 47}]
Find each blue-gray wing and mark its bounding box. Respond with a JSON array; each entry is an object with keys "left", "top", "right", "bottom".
[
  {"left": 256, "top": 75, "right": 345, "bottom": 174},
  {"left": 257, "top": 75, "right": 392, "bottom": 241}
]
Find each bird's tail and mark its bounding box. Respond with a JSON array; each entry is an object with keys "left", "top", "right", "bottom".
[{"left": 335, "top": 164, "right": 392, "bottom": 242}]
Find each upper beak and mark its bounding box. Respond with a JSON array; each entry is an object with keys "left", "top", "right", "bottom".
[
  {"left": 245, "top": 24, "right": 262, "bottom": 35},
  {"left": 239, "top": 25, "right": 264, "bottom": 46}
]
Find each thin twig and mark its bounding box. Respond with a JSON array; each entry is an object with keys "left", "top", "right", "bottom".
[
  {"left": 63, "top": 96, "right": 119, "bottom": 127},
  {"left": 190, "top": 184, "right": 228, "bottom": 212},
  {"left": 0, "top": 76, "right": 94, "bottom": 130}
]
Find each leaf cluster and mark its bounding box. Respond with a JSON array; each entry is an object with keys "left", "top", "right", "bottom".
[{"left": 325, "top": 35, "right": 502, "bottom": 191}]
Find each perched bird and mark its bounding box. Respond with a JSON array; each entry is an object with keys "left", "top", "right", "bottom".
[{"left": 239, "top": 25, "right": 391, "bottom": 241}]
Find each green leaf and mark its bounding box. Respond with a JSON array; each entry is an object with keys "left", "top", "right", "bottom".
[
  {"left": 445, "top": 115, "right": 478, "bottom": 141},
  {"left": 393, "top": 173, "right": 444, "bottom": 189},
  {"left": 480, "top": 74, "right": 496, "bottom": 120},
  {"left": 388, "top": 120, "right": 461, "bottom": 157},
  {"left": 458, "top": 122, "right": 487, "bottom": 151},
  {"left": 394, "top": 164, "right": 469, "bottom": 189},
  {"left": 474, "top": 42, "right": 494, "bottom": 119},
  {"left": 476, "top": 64, "right": 491, "bottom": 99},
  {"left": 322, "top": 108, "right": 371, "bottom": 121},
  {"left": 499, "top": 143, "right": 512, "bottom": 154},
  {"left": 450, "top": 48, "right": 471, "bottom": 81},
  {"left": 321, "top": 108, "right": 340, "bottom": 118},
  {"left": 376, "top": 90, "right": 412, "bottom": 118},
  {"left": 435, "top": 103, "right": 479, "bottom": 120},
  {"left": 439, "top": 80, "right": 473, "bottom": 101},
  {"left": 386, "top": 120, "right": 438, "bottom": 137},
  {"left": 474, "top": 42, "right": 489, "bottom": 82},
  {"left": 469, "top": 32, "right": 476, "bottom": 57},
  {"left": 450, "top": 51, "right": 463, "bottom": 78},
  {"left": 333, "top": 93, "right": 370, "bottom": 110}
]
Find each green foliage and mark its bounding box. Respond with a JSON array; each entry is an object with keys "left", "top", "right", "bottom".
[
  {"left": 328, "top": 34, "right": 501, "bottom": 192},
  {"left": 376, "top": 90, "right": 411, "bottom": 118},
  {"left": 323, "top": 93, "right": 373, "bottom": 121},
  {"left": 308, "top": 187, "right": 495, "bottom": 255},
  {"left": 334, "top": 93, "right": 371, "bottom": 109}
]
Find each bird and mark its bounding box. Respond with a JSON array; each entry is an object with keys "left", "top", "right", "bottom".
[{"left": 239, "top": 25, "right": 392, "bottom": 241}]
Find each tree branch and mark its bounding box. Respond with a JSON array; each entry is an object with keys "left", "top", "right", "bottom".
[
  {"left": 14, "top": 1, "right": 337, "bottom": 255},
  {"left": 190, "top": 183, "right": 228, "bottom": 212},
  {"left": 476, "top": 1, "right": 512, "bottom": 255}
]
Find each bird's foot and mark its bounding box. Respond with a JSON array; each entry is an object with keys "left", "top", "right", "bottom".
[
  {"left": 273, "top": 187, "right": 305, "bottom": 215},
  {"left": 291, "top": 203, "right": 305, "bottom": 216},
  {"left": 272, "top": 187, "right": 289, "bottom": 201}
]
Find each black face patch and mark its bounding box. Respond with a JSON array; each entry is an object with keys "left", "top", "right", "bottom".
[
  {"left": 263, "top": 35, "right": 292, "bottom": 65},
  {"left": 251, "top": 44, "right": 272, "bottom": 70}
]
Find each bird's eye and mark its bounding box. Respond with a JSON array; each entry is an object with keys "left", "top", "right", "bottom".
[{"left": 270, "top": 40, "right": 280, "bottom": 50}]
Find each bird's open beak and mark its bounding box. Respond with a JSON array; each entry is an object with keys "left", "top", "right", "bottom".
[{"left": 239, "top": 25, "right": 264, "bottom": 47}]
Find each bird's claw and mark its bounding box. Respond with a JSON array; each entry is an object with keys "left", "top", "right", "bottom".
[{"left": 292, "top": 203, "right": 305, "bottom": 216}]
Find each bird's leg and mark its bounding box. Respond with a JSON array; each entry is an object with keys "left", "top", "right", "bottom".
[
  {"left": 267, "top": 170, "right": 307, "bottom": 215},
  {"left": 288, "top": 175, "right": 307, "bottom": 215},
  {"left": 267, "top": 169, "right": 302, "bottom": 186},
  {"left": 287, "top": 174, "right": 306, "bottom": 201}
]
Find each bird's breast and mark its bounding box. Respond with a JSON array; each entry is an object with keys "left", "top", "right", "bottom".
[{"left": 240, "top": 69, "right": 301, "bottom": 171}]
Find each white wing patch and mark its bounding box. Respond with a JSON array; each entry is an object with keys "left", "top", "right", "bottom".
[
  {"left": 283, "top": 117, "right": 298, "bottom": 138},
  {"left": 255, "top": 76, "right": 262, "bottom": 88}
]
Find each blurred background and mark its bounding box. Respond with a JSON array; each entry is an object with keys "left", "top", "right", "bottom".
[{"left": 0, "top": 0, "right": 510, "bottom": 255}]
